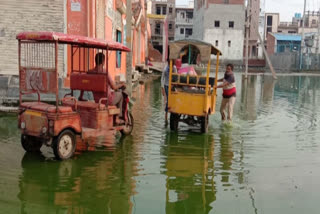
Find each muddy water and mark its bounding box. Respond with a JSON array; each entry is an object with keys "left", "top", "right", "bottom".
[{"left": 1, "top": 73, "right": 320, "bottom": 214}]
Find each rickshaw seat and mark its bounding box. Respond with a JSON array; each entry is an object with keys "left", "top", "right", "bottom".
[
  {"left": 62, "top": 100, "right": 105, "bottom": 111},
  {"left": 70, "top": 73, "right": 107, "bottom": 92},
  {"left": 20, "top": 102, "right": 73, "bottom": 113},
  {"left": 62, "top": 100, "right": 117, "bottom": 112}
]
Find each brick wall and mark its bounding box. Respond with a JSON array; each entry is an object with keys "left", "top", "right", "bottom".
[
  {"left": 267, "top": 33, "right": 276, "bottom": 55},
  {"left": 0, "top": 0, "right": 65, "bottom": 76}
]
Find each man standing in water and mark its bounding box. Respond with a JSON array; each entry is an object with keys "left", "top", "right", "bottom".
[
  {"left": 161, "top": 59, "right": 177, "bottom": 125},
  {"left": 215, "top": 64, "right": 236, "bottom": 121}
]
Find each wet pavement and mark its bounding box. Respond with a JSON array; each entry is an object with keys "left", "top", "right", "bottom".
[{"left": 1, "top": 73, "right": 320, "bottom": 214}]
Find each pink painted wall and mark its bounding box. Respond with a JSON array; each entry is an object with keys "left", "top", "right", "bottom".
[{"left": 66, "top": 0, "right": 148, "bottom": 84}]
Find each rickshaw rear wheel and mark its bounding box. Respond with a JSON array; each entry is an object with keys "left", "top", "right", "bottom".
[
  {"left": 170, "top": 113, "right": 179, "bottom": 131},
  {"left": 200, "top": 115, "right": 208, "bottom": 133},
  {"left": 21, "top": 134, "right": 43, "bottom": 152},
  {"left": 121, "top": 112, "right": 134, "bottom": 135},
  {"left": 52, "top": 130, "right": 76, "bottom": 160}
]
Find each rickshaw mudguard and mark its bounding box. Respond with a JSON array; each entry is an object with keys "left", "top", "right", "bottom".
[{"left": 52, "top": 114, "right": 82, "bottom": 136}]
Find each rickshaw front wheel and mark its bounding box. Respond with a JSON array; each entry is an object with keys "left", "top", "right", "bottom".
[
  {"left": 170, "top": 113, "right": 179, "bottom": 131},
  {"left": 200, "top": 115, "right": 208, "bottom": 133},
  {"left": 21, "top": 134, "right": 43, "bottom": 152},
  {"left": 52, "top": 130, "right": 76, "bottom": 160}
]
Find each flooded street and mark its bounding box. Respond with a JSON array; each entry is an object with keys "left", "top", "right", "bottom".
[{"left": 1, "top": 73, "right": 320, "bottom": 214}]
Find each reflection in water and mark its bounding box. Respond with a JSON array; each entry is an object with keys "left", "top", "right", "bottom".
[
  {"left": 261, "top": 76, "right": 276, "bottom": 107},
  {"left": 18, "top": 140, "right": 137, "bottom": 214},
  {"left": 162, "top": 132, "right": 216, "bottom": 214},
  {"left": 219, "top": 128, "right": 234, "bottom": 184},
  {"left": 2, "top": 75, "right": 320, "bottom": 214},
  {"left": 0, "top": 114, "right": 20, "bottom": 142},
  {"left": 240, "top": 75, "right": 258, "bottom": 121}
]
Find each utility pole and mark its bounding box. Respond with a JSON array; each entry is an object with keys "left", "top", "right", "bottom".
[
  {"left": 245, "top": 0, "right": 250, "bottom": 79},
  {"left": 299, "top": 0, "right": 306, "bottom": 70},
  {"left": 145, "top": 1, "right": 149, "bottom": 66},
  {"left": 126, "top": 0, "right": 133, "bottom": 95},
  {"left": 317, "top": 9, "right": 320, "bottom": 54},
  {"left": 258, "top": 31, "right": 277, "bottom": 79}
]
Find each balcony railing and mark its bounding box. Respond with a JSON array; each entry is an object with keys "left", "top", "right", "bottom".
[
  {"left": 279, "top": 22, "right": 299, "bottom": 27},
  {"left": 175, "top": 18, "right": 193, "bottom": 24}
]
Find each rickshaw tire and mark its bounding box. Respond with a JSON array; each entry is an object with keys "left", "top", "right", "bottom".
[
  {"left": 170, "top": 113, "right": 179, "bottom": 131},
  {"left": 200, "top": 115, "right": 208, "bottom": 133},
  {"left": 120, "top": 112, "right": 134, "bottom": 135},
  {"left": 52, "top": 130, "right": 76, "bottom": 160},
  {"left": 21, "top": 134, "right": 43, "bottom": 153}
]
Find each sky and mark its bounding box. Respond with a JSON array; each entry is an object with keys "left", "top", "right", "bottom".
[{"left": 176, "top": 0, "right": 320, "bottom": 22}]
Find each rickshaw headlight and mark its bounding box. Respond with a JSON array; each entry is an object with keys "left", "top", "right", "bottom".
[{"left": 21, "top": 122, "right": 26, "bottom": 129}]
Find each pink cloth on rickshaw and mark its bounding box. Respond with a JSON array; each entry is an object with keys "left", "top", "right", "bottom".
[{"left": 178, "top": 66, "right": 197, "bottom": 75}]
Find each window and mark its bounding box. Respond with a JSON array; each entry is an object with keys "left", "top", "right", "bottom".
[
  {"left": 228, "top": 40, "right": 231, "bottom": 47},
  {"left": 116, "top": 30, "right": 122, "bottom": 68},
  {"left": 169, "top": 7, "right": 173, "bottom": 13},
  {"left": 181, "top": 12, "right": 185, "bottom": 19},
  {"left": 267, "top": 26, "right": 272, "bottom": 33},
  {"left": 180, "top": 28, "right": 184, "bottom": 34},
  {"left": 162, "top": 6, "right": 167, "bottom": 15},
  {"left": 155, "top": 23, "right": 161, "bottom": 34},
  {"left": 288, "top": 30, "right": 296, "bottom": 33},
  {"left": 186, "top": 11, "right": 193, "bottom": 19},
  {"left": 186, "top": 28, "right": 192, "bottom": 36},
  {"left": 312, "top": 19, "right": 316, "bottom": 24},
  {"left": 267, "top": 16, "right": 273, "bottom": 25},
  {"left": 229, "top": 21, "right": 234, "bottom": 28},
  {"left": 215, "top": 40, "right": 219, "bottom": 46},
  {"left": 215, "top": 21, "right": 220, "bottom": 27},
  {"left": 156, "top": 6, "right": 161, "bottom": 15},
  {"left": 169, "top": 24, "right": 172, "bottom": 30}
]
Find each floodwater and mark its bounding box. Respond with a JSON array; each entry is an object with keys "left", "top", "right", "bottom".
[{"left": 1, "top": 73, "right": 320, "bottom": 214}]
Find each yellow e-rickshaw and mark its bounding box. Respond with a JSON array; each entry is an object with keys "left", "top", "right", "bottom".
[{"left": 168, "top": 39, "right": 222, "bottom": 133}]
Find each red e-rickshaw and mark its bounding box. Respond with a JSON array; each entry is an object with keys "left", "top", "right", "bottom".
[{"left": 17, "top": 32, "right": 134, "bottom": 160}]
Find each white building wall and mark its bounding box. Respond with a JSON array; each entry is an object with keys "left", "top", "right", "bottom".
[
  {"left": 202, "top": 4, "right": 245, "bottom": 61},
  {"left": 175, "top": 8, "right": 193, "bottom": 40},
  {"left": 175, "top": 25, "right": 193, "bottom": 40},
  {"left": 193, "top": 6, "right": 205, "bottom": 40},
  {"left": 204, "top": 29, "right": 244, "bottom": 60}
]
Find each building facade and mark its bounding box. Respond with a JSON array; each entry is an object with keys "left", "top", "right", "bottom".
[
  {"left": 264, "top": 13, "right": 280, "bottom": 40},
  {"left": 149, "top": 0, "right": 176, "bottom": 54},
  {"left": 175, "top": 6, "right": 194, "bottom": 40},
  {"left": 194, "top": 0, "right": 245, "bottom": 62},
  {"left": 0, "top": 0, "right": 147, "bottom": 103},
  {"left": 0, "top": 0, "right": 147, "bottom": 81},
  {"left": 266, "top": 33, "right": 301, "bottom": 54}
]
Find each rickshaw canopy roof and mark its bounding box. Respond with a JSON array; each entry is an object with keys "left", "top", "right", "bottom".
[
  {"left": 169, "top": 39, "right": 222, "bottom": 62},
  {"left": 16, "top": 31, "right": 131, "bottom": 52}
]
